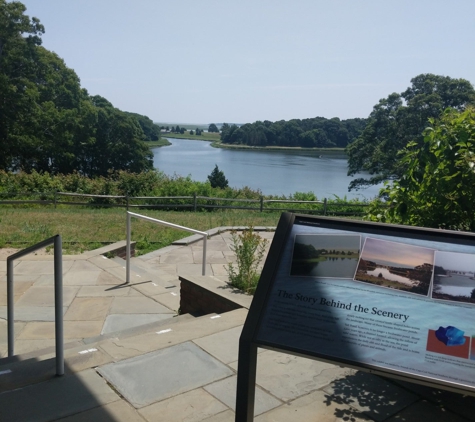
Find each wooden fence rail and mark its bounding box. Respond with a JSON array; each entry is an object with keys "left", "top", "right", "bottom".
[{"left": 0, "top": 191, "right": 376, "bottom": 216}]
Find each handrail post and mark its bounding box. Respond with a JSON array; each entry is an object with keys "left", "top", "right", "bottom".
[
  {"left": 7, "top": 260, "right": 14, "bottom": 357},
  {"left": 126, "top": 212, "right": 131, "bottom": 283},
  {"left": 126, "top": 211, "right": 208, "bottom": 278},
  {"left": 202, "top": 234, "right": 207, "bottom": 276},
  {"left": 6, "top": 235, "right": 64, "bottom": 374},
  {"left": 54, "top": 235, "right": 64, "bottom": 376}
]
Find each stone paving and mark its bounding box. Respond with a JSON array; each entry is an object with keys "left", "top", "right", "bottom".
[{"left": 1, "top": 228, "right": 475, "bottom": 421}]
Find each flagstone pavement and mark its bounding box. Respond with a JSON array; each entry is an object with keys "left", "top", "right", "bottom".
[{"left": 1, "top": 227, "right": 475, "bottom": 421}]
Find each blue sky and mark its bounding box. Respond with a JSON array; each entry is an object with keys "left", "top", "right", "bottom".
[{"left": 19, "top": 0, "right": 475, "bottom": 124}]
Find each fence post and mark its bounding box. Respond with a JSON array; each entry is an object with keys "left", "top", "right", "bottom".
[
  {"left": 323, "top": 198, "right": 327, "bottom": 215},
  {"left": 126, "top": 195, "right": 129, "bottom": 211},
  {"left": 260, "top": 196, "right": 263, "bottom": 212},
  {"left": 54, "top": 191, "right": 57, "bottom": 209},
  {"left": 193, "top": 192, "right": 197, "bottom": 212}
]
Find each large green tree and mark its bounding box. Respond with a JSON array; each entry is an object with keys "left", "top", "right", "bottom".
[
  {"left": 0, "top": 1, "right": 154, "bottom": 176},
  {"left": 367, "top": 108, "right": 475, "bottom": 231},
  {"left": 0, "top": 0, "right": 44, "bottom": 169},
  {"left": 347, "top": 74, "right": 475, "bottom": 190}
]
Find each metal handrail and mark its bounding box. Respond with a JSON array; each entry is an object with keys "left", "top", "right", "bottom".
[
  {"left": 126, "top": 212, "right": 208, "bottom": 283},
  {"left": 6, "top": 235, "right": 64, "bottom": 376}
]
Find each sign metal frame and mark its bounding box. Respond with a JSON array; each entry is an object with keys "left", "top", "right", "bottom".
[{"left": 235, "top": 213, "right": 475, "bottom": 421}]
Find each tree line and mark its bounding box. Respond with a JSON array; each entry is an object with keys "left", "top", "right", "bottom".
[
  {"left": 0, "top": 1, "right": 159, "bottom": 177},
  {"left": 220, "top": 117, "right": 367, "bottom": 148}
]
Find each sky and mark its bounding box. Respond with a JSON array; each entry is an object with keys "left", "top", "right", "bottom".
[
  {"left": 18, "top": 0, "right": 475, "bottom": 124},
  {"left": 361, "top": 238, "right": 435, "bottom": 268},
  {"left": 434, "top": 251, "right": 475, "bottom": 273}
]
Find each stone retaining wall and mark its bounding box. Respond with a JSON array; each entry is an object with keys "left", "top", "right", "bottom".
[{"left": 179, "top": 275, "right": 252, "bottom": 316}]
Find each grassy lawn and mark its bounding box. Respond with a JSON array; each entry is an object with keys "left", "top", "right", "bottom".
[
  {"left": 162, "top": 132, "right": 221, "bottom": 142},
  {"left": 0, "top": 207, "right": 280, "bottom": 255}
]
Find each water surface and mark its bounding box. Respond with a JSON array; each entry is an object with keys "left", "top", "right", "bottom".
[{"left": 152, "top": 138, "right": 384, "bottom": 199}]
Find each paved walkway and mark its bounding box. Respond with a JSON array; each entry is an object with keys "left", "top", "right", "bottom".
[{"left": 1, "top": 228, "right": 475, "bottom": 421}]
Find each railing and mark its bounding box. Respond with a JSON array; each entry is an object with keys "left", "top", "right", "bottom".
[
  {"left": 126, "top": 212, "right": 208, "bottom": 283},
  {"left": 6, "top": 235, "right": 64, "bottom": 376},
  {"left": 0, "top": 191, "right": 377, "bottom": 216}
]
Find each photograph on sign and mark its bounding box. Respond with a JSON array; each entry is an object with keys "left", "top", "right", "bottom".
[
  {"left": 354, "top": 237, "right": 435, "bottom": 297},
  {"left": 290, "top": 234, "right": 361, "bottom": 278},
  {"left": 432, "top": 251, "right": 475, "bottom": 305}
]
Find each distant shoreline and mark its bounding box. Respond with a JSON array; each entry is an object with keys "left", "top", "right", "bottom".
[
  {"left": 156, "top": 134, "right": 347, "bottom": 156},
  {"left": 211, "top": 142, "right": 346, "bottom": 156}
]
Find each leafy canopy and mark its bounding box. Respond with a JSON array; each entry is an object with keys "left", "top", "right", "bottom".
[
  {"left": 366, "top": 108, "right": 475, "bottom": 231},
  {"left": 0, "top": 0, "right": 155, "bottom": 176},
  {"left": 347, "top": 74, "right": 475, "bottom": 190}
]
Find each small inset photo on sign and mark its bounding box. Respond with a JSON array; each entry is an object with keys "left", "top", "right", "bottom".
[
  {"left": 354, "top": 237, "right": 435, "bottom": 296},
  {"left": 432, "top": 251, "right": 475, "bottom": 305},
  {"left": 426, "top": 326, "right": 469, "bottom": 359},
  {"left": 290, "top": 234, "right": 361, "bottom": 278}
]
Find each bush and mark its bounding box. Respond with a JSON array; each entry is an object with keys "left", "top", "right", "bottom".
[{"left": 226, "top": 228, "right": 268, "bottom": 294}]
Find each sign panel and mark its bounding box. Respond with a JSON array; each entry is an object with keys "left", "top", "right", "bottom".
[{"left": 254, "top": 215, "right": 475, "bottom": 392}]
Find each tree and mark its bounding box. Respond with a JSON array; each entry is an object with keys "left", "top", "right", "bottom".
[
  {"left": 347, "top": 74, "right": 475, "bottom": 190},
  {"left": 207, "top": 164, "right": 228, "bottom": 189},
  {"left": 0, "top": 0, "right": 44, "bottom": 170},
  {"left": 208, "top": 123, "right": 219, "bottom": 133},
  {"left": 366, "top": 108, "right": 475, "bottom": 231},
  {"left": 0, "top": 1, "right": 153, "bottom": 176},
  {"left": 124, "top": 112, "right": 161, "bottom": 141}
]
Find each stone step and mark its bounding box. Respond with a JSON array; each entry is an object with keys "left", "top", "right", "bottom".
[
  {"left": 109, "top": 255, "right": 178, "bottom": 289},
  {"left": 0, "top": 308, "right": 247, "bottom": 394}
]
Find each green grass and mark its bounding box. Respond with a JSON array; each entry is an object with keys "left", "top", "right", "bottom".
[
  {"left": 0, "top": 207, "right": 280, "bottom": 255},
  {"left": 145, "top": 138, "right": 171, "bottom": 148},
  {"left": 162, "top": 132, "right": 221, "bottom": 142}
]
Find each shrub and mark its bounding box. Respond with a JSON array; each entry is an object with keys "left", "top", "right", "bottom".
[{"left": 226, "top": 228, "right": 268, "bottom": 294}]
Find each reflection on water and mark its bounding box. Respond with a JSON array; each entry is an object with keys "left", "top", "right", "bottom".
[
  {"left": 435, "top": 274, "right": 475, "bottom": 297},
  {"left": 366, "top": 267, "right": 417, "bottom": 286},
  {"left": 292, "top": 257, "right": 358, "bottom": 278}
]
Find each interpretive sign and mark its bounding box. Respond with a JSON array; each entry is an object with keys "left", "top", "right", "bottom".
[{"left": 235, "top": 213, "right": 475, "bottom": 421}]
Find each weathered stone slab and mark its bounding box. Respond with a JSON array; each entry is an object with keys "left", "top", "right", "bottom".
[
  {"left": 0, "top": 369, "right": 119, "bottom": 422},
  {"left": 15, "top": 286, "right": 79, "bottom": 307},
  {"left": 98, "top": 342, "right": 233, "bottom": 408},
  {"left": 56, "top": 400, "right": 144, "bottom": 422},
  {"left": 101, "top": 314, "right": 174, "bottom": 335},
  {"left": 230, "top": 350, "right": 355, "bottom": 402},
  {"left": 63, "top": 270, "right": 101, "bottom": 285},
  {"left": 138, "top": 388, "right": 228, "bottom": 422},
  {"left": 204, "top": 375, "right": 281, "bottom": 416},
  {"left": 64, "top": 297, "right": 114, "bottom": 321},
  {"left": 109, "top": 296, "right": 174, "bottom": 314},
  {"left": 194, "top": 326, "right": 242, "bottom": 364},
  {"left": 322, "top": 372, "right": 418, "bottom": 422},
  {"left": 254, "top": 389, "right": 372, "bottom": 422}
]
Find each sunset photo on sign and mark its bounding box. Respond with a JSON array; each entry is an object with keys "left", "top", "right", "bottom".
[{"left": 354, "top": 237, "right": 435, "bottom": 296}]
